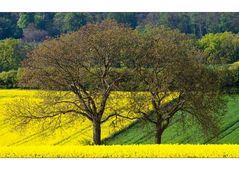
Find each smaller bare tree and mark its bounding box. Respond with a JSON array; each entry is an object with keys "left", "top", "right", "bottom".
[
  {"left": 23, "top": 24, "right": 49, "bottom": 42},
  {"left": 130, "top": 26, "right": 226, "bottom": 144}
]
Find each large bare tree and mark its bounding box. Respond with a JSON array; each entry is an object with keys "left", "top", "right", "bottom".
[
  {"left": 6, "top": 21, "right": 136, "bottom": 145},
  {"left": 129, "top": 26, "right": 226, "bottom": 144}
]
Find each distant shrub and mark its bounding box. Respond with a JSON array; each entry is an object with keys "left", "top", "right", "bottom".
[
  {"left": 0, "top": 70, "right": 18, "bottom": 88},
  {"left": 230, "top": 61, "right": 239, "bottom": 70},
  {"left": 229, "top": 61, "right": 239, "bottom": 87},
  {"left": 198, "top": 32, "right": 239, "bottom": 64}
]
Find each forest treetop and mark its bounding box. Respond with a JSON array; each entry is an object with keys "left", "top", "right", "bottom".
[{"left": 1, "top": 12, "right": 239, "bottom": 40}]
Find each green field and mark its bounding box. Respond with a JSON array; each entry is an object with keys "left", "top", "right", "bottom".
[{"left": 104, "top": 95, "right": 239, "bottom": 144}]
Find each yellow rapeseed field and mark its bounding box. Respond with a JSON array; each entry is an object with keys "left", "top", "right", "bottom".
[
  {"left": 0, "top": 144, "right": 239, "bottom": 158},
  {"left": 0, "top": 89, "right": 238, "bottom": 158},
  {"left": 0, "top": 89, "right": 177, "bottom": 147},
  {"left": 0, "top": 89, "right": 138, "bottom": 146}
]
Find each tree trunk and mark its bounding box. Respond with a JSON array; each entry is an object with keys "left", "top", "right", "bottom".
[
  {"left": 93, "top": 118, "right": 101, "bottom": 145},
  {"left": 155, "top": 123, "right": 163, "bottom": 144}
]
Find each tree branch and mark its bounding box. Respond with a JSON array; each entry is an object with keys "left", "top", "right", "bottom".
[{"left": 101, "top": 113, "right": 137, "bottom": 124}]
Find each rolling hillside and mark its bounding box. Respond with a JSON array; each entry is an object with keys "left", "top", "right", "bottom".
[{"left": 104, "top": 95, "right": 239, "bottom": 144}]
